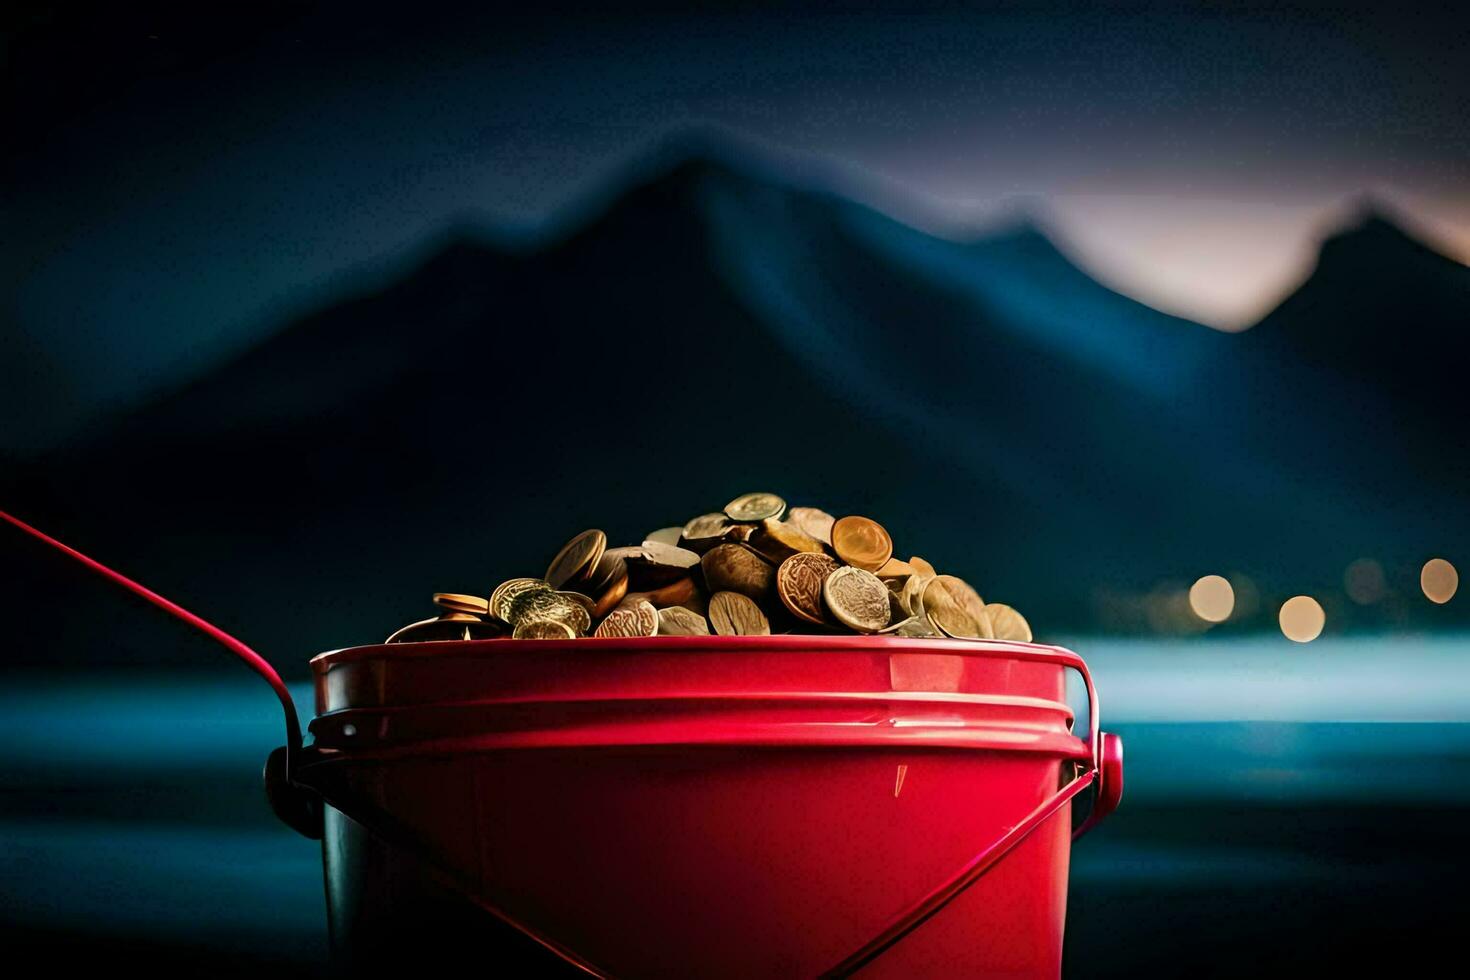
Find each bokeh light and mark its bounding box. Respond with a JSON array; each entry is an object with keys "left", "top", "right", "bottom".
[
  {"left": 1279, "top": 595, "right": 1325, "bottom": 642},
  {"left": 1188, "top": 575, "right": 1235, "bottom": 623},
  {"left": 1421, "top": 558, "right": 1459, "bottom": 604},
  {"left": 1344, "top": 558, "right": 1387, "bottom": 605}
]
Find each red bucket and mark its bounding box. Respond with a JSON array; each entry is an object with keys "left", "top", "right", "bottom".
[{"left": 278, "top": 635, "right": 1123, "bottom": 978}]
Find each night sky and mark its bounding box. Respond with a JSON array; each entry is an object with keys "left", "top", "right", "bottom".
[{"left": 5, "top": 2, "right": 1467, "bottom": 452}]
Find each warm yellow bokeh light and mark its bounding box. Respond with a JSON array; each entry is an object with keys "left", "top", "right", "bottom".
[
  {"left": 1279, "top": 595, "right": 1325, "bottom": 643},
  {"left": 1421, "top": 558, "right": 1459, "bottom": 604},
  {"left": 1188, "top": 575, "right": 1235, "bottom": 623}
]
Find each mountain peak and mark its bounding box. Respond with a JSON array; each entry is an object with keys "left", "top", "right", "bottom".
[
  {"left": 1317, "top": 198, "right": 1450, "bottom": 269},
  {"left": 620, "top": 128, "right": 802, "bottom": 196},
  {"left": 1250, "top": 192, "right": 1470, "bottom": 363}
]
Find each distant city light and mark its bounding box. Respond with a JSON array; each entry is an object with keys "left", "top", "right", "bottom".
[
  {"left": 1279, "top": 595, "right": 1325, "bottom": 642},
  {"left": 1421, "top": 558, "right": 1459, "bottom": 604},
  {"left": 1188, "top": 575, "right": 1235, "bottom": 622},
  {"left": 1344, "top": 558, "right": 1387, "bottom": 605}
]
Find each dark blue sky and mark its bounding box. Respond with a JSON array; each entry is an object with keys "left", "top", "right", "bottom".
[{"left": 5, "top": 2, "right": 1467, "bottom": 451}]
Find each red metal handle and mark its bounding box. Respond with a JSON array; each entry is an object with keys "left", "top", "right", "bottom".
[{"left": 0, "top": 509, "right": 303, "bottom": 765}]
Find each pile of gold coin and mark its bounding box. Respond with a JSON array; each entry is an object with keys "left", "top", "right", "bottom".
[{"left": 384, "top": 492, "right": 1032, "bottom": 644}]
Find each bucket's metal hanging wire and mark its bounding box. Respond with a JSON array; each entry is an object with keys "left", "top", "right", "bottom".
[{"left": 0, "top": 509, "right": 303, "bottom": 765}]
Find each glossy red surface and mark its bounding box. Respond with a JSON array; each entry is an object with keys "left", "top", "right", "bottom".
[{"left": 297, "top": 635, "right": 1120, "bottom": 977}]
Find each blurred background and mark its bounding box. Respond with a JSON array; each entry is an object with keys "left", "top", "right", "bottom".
[{"left": 3, "top": 2, "right": 1466, "bottom": 975}]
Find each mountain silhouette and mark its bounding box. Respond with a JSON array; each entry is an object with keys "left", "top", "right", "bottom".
[
  {"left": 5, "top": 149, "right": 1466, "bottom": 671},
  {"left": 1249, "top": 206, "right": 1469, "bottom": 436}
]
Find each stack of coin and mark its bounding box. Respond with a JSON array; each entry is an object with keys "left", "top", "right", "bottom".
[
  {"left": 384, "top": 491, "right": 1033, "bottom": 644},
  {"left": 384, "top": 592, "right": 505, "bottom": 643}
]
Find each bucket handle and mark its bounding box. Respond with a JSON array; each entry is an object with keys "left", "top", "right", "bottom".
[
  {"left": 0, "top": 510, "right": 314, "bottom": 831},
  {"left": 820, "top": 645, "right": 1121, "bottom": 977}
]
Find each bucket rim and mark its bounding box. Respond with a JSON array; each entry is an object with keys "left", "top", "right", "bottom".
[{"left": 311, "top": 633, "right": 1071, "bottom": 668}]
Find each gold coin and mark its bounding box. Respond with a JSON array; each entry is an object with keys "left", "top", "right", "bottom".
[
  {"left": 680, "top": 512, "right": 731, "bottom": 552},
  {"left": 724, "top": 492, "right": 787, "bottom": 523},
  {"left": 900, "top": 571, "right": 933, "bottom": 617},
  {"left": 830, "top": 516, "right": 894, "bottom": 572},
  {"left": 725, "top": 523, "right": 757, "bottom": 543},
  {"left": 909, "top": 556, "right": 937, "bottom": 578},
  {"left": 514, "top": 619, "right": 576, "bottom": 640},
  {"left": 701, "top": 543, "right": 776, "bottom": 601},
  {"left": 874, "top": 558, "right": 914, "bottom": 581},
  {"left": 786, "top": 506, "right": 836, "bottom": 545},
  {"left": 545, "top": 530, "right": 607, "bottom": 589},
  {"left": 885, "top": 587, "right": 908, "bottom": 625},
  {"left": 385, "top": 617, "right": 495, "bottom": 643},
  {"left": 643, "top": 526, "right": 684, "bottom": 547},
  {"left": 436, "top": 611, "right": 482, "bottom": 622},
  {"left": 510, "top": 589, "right": 592, "bottom": 636},
  {"left": 558, "top": 591, "right": 596, "bottom": 618},
  {"left": 822, "top": 566, "right": 892, "bottom": 633},
  {"left": 593, "top": 598, "right": 658, "bottom": 638},
  {"left": 637, "top": 576, "right": 698, "bottom": 608},
  {"left": 984, "top": 602, "right": 1032, "bottom": 642},
  {"left": 657, "top": 606, "right": 711, "bottom": 636},
  {"left": 584, "top": 553, "right": 628, "bottom": 596},
  {"left": 603, "top": 543, "right": 700, "bottom": 588},
  {"left": 884, "top": 584, "right": 911, "bottom": 622},
  {"left": 708, "top": 591, "right": 771, "bottom": 636},
  {"left": 638, "top": 541, "right": 701, "bottom": 571},
  {"left": 490, "top": 578, "right": 551, "bottom": 623},
  {"left": 433, "top": 592, "right": 490, "bottom": 615},
  {"left": 922, "top": 575, "right": 994, "bottom": 639},
  {"left": 555, "top": 601, "right": 594, "bottom": 637},
  {"left": 385, "top": 616, "right": 440, "bottom": 643},
  {"left": 504, "top": 587, "right": 555, "bottom": 623},
  {"left": 776, "top": 552, "right": 842, "bottom": 625},
  {"left": 748, "top": 518, "right": 825, "bottom": 564},
  {"left": 592, "top": 566, "right": 630, "bottom": 618}
]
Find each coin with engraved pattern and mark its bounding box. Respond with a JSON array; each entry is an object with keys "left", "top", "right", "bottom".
[
  {"left": 708, "top": 591, "right": 771, "bottom": 636},
  {"left": 593, "top": 598, "right": 659, "bottom": 638},
  {"left": 823, "top": 566, "right": 891, "bottom": 633},
  {"left": 776, "top": 552, "right": 842, "bottom": 625},
  {"left": 724, "top": 492, "right": 787, "bottom": 523},
  {"left": 657, "top": 605, "right": 711, "bottom": 636},
  {"left": 514, "top": 619, "right": 576, "bottom": 640},
  {"left": 545, "top": 530, "right": 606, "bottom": 589}
]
